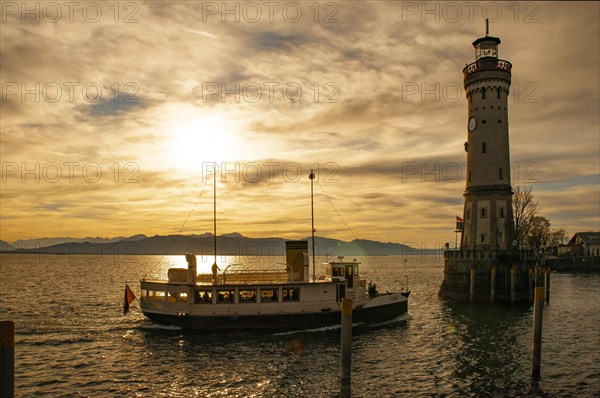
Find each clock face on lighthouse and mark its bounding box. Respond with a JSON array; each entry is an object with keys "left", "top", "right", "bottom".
[{"left": 468, "top": 117, "right": 477, "bottom": 132}]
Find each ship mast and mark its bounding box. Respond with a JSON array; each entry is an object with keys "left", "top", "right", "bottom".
[
  {"left": 309, "top": 169, "right": 316, "bottom": 282},
  {"left": 213, "top": 162, "right": 217, "bottom": 269}
]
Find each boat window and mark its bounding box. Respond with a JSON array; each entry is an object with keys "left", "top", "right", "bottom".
[
  {"left": 216, "top": 289, "right": 235, "bottom": 304},
  {"left": 332, "top": 267, "right": 342, "bottom": 277},
  {"left": 195, "top": 289, "right": 213, "bottom": 304},
  {"left": 260, "top": 288, "right": 279, "bottom": 302},
  {"left": 354, "top": 266, "right": 359, "bottom": 276},
  {"left": 140, "top": 289, "right": 148, "bottom": 301},
  {"left": 148, "top": 290, "right": 165, "bottom": 301},
  {"left": 177, "top": 292, "right": 188, "bottom": 303},
  {"left": 282, "top": 287, "right": 300, "bottom": 302},
  {"left": 239, "top": 289, "right": 257, "bottom": 303},
  {"left": 167, "top": 291, "right": 182, "bottom": 303}
]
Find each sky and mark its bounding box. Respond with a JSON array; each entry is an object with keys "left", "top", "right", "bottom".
[{"left": 1, "top": 1, "right": 599, "bottom": 248}]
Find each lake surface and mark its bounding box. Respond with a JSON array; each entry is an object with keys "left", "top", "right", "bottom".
[{"left": 0, "top": 253, "right": 598, "bottom": 397}]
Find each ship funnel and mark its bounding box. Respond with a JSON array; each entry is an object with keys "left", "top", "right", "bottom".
[
  {"left": 285, "top": 240, "right": 309, "bottom": 282},
  {"left": 185, "top": 253, "right": 197, "bottom": 283}
]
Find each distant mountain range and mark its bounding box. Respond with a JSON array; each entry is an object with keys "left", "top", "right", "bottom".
[{"left": 2, "top": 234, "right": 439, "bottom": 256}]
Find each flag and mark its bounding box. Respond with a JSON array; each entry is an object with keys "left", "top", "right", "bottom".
[
  {"left": 456, "top": 215, "right": 464, "bottom": 232},
  {"left": 123, "top": 284, "right": 136, "bottom": 316}
]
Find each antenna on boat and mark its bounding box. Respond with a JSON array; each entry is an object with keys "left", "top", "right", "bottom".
[
  {"left": 213, "top": 161, "right": 217, "bottom": 270},
  {"left": 309, "top": 169, "right": 316, "bottom": 282}
]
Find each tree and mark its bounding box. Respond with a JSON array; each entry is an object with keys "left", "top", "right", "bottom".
[
  {"left": 527, "top": 216, "right": 551, "bottom": 256},
  {"left": 512, "top": 186, "right": 538, "bottom": 250},
  {"left": 548, "top": 227, "right": 568, "bottom": 247},
  {"left": 512, "top": 186, "right": 568, "bottom": 255}
]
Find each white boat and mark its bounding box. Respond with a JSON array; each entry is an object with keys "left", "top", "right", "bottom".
[
  {"left": 140, "top": 249, "right": 409, "bottom": 330},
  {"left": 139, "top": 170, "right": 409, "bottom": 331}
]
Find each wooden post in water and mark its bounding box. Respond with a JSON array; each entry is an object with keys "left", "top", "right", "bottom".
[
  {"left": 528, "top": 268, "right": 534, "bottom": 302},
  {"left": 341, "top": 298, "right": 352, "bottom": 398},
  {"left": 490, "top": 266, "right": 496, "bottom": 304},
  {"left": 1, "top": 321, "right": 15, "bottom": 398},
  {"left": 510, "top": 265, "right": 516, "bottom": 304},
  {"left": 469, "top": 268, "right": 475, "bottom": 303},
  {"left": 532, "top": 285, "right": 545, "bottom": 379},
  {"left": 544, "top": 268, "right": 550, "bottom": 303}
]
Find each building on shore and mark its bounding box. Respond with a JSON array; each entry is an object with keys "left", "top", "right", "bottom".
[
  {"left": 439, "top": 24, "right": 535, "bottom": 303},
  {"left": 547, "top": 232, "right": 600, "bottom": 272},
  {"left": 556, "top": 232, "right": 600, "bottom": 257}
]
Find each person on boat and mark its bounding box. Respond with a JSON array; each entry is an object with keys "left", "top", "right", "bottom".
[
  {"left": 368, "top": 283, "right": 379, "bottom": 298},
  {"left": 212, "top": 262, "right": 220, "bottom": 284}
]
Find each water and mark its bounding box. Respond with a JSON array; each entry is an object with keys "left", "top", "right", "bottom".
[{"left": 1, "top": 253, "right": 598, "bottom": 397}]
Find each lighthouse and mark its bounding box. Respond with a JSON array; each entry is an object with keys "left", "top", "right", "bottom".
[
  {"left": 439, "top": 22, "right": 534, "bottom": 303},
  {"left": 461, "top": 22, "right": 514, "bottom": 251}
]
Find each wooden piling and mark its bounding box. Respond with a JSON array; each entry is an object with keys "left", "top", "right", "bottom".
[
  {"left": 1, "top": 320, "right": 15, "bottom": 398},
  {"left": 490, "top": 266, "right": 496, "bottom": 304},
  {"left": 510, "top": 265, "right": 516, "bottom": 304},
  {"left": 341, "top": 298, "right": 352, "bottom": 398},
  {"left": 532, "top": 286, "right": 545, "bottom": 379},
  {"left": 469, "top": 268, "right": 475, "bottom": 303},
  {"left": 528, "top": 268, "right": 533, "bottom": 302},
  {"left": 544, "top": 269, "right": 550, "bottom": 303}
]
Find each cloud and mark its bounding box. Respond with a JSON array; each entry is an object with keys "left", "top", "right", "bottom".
[{"left": 1, "top": 2, "right": 598, "bottom": 243}]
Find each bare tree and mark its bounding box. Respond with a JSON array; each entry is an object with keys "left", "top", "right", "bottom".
[
  {"left": 527, "top": 216, "right": 551, "bottom": 256},
  {"left": 548, "top": 227, "right": 568, "bottom": 247},
  {"left": 512, "top": 186, "right": 538, "bottom": 250}
]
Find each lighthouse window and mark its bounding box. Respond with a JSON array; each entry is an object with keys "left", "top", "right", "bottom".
[
  {"left": 481, "top": 234, "right": 486, "bottom": 243},
  {"left": 499, "top": 207, "right": 505, "bottom": 218},
  {"left": 466, "top": 209, "right": 470, "bottom": 220},
  {"left": 499, "top": 168, "right": 504, "bottom": 179},
  {"left": 468, "top": 170, "right": 472, "bottom": 182},
  {"left": 482, "top": 142, "right": 487, "bottom": 153},
  {"left": 498, "top": 119, "right": 502, "bottom": 123},
  {"left": 482, "top": 88, "right": 486, "bottom": 99},
  {"left": 481, "top": 208, "right": 487, "bottom": 218},
  {"left": 482, "top": 120, "right": 487, "bottom": 124},
  {"left": 497, "top": 88, "right": 501, "bottom": 99}
]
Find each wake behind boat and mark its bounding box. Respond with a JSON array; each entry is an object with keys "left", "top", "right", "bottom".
[{"left": 138, "top": 169, "right": 409, "bottom": 331}]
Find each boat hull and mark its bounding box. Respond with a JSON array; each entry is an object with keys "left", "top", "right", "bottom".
[{"left": 142, "top": 295, "right": 408, "bottom": 331}]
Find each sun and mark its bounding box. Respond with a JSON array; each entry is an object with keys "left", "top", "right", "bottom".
[{"left": 166, "top": 113, "right": 242, "bottom": 169}]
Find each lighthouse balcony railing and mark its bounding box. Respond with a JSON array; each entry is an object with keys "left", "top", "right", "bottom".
[
  {"left": 444, "top": 248, "right": 536, "bottom": 262},
  {"left": 463, "top": 59, "right": 512, "bottom": 77}
]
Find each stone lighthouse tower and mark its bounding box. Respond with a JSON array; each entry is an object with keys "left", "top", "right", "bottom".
[
  {"left": 440, "top": 23, "right": 533, "bottom": 303},
  {"left": 461, "top": 24, "right": 514, "bottom": 251}
]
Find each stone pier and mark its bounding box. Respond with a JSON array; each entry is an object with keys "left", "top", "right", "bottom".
[{"left": 439, "top": 249, "right": 535, "bottom": 303}]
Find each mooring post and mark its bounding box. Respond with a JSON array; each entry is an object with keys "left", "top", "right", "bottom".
[
  {"left": 510, "top": 265, "right": 516, "bottom": 304},
  {"left": 469, "top": 268, "right": 475, "bottom": 303},
  {"left": 532, "top": 285, "right": 545, "bottom": 379},
  {"left": 341, "top": 298, "right": 352, "bottom": 398},
  {"left": 528, "top": 268, "right": 534, "bottom": 302},
  {"left": 1, "top": 320, "right": 15, "bottom": 398},
  {"left": 490, "top": 266, "right": 496, "bottom": 304},
  {"left": 544, "top": 268, "right": 550, "bottom": 303}
]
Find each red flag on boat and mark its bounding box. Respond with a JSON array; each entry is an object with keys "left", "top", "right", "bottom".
[
  {"left": 123, "top": 284, "right": 136, "bottom": 315},
  {"left": 456, "top": 216, "right": 464, "bottom": 223}
]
